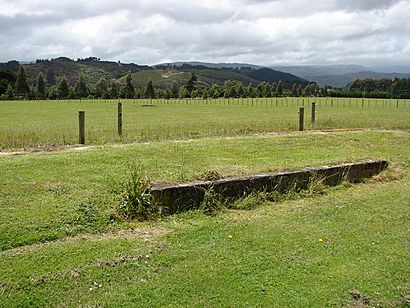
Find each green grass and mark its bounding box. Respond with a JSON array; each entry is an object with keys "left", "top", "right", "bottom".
[
  {"left": 0, "top": 97, "right": 409, "bottom": 150},
  {"left": 1, "top": 130, "right": 409, "bottom": 250},
  {"left": 0, "top": 130, "right": 409, "bottom": 306}
]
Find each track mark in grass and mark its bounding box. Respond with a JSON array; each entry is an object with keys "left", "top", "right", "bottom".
[
  {"left": 1, "top": 246, "right": 164, "bottom": 294},
  {"left": 0, "top": 128, "right": 401, "bottom": 156},
  {"left": 0, "top": 226, "right": 168, "bottom": 257},
  {"left": 0, "top": 230, "right": 168, "bottom": 295}
]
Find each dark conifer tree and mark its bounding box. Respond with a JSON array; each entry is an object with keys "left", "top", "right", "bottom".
[
  {"left": 170, "top": 80, "right": 179, "bottom": 98},
  {"left": 95, "top": 77, "right": 108, "bottom": 98},
  {"left": 36, "top": 72, "right": 47, "bottom": 99},
  {"left": 110, "top": 80, "right": 119, "bottom": 99},
  {"left": 75, "top": 73, "right": 88, "bottom": 98},
  {"left": 57, "top": 76, "right": 69, "bottom": 99},
  {"left": 185, "top": 72, "right": 197, "bottom": 93},
  {"left": 15, "top": 65, "right": 30, "bottom": 97},
  {"left": 125, "top": 71, "right": 135, "bottom": 99},
  {"left": 276, "top": 80, "right": 283, "bottom": 96},
  {"left": 145, "top": 78, "right": 155, "bottom": 99},
  {"left": 291, "top": 83, "right": 298, "bottom": 97}
]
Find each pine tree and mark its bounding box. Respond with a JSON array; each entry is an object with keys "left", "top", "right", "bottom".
[
  {"left": 256, "top": 82, "right": 265, "bottom": 97},
  {"left": 170, "top": 80, "right": 179, "bottom": 98},
  {"left": 297, "top": 84, "right": 303, "bottom": 96},
  {"left": 76, "top": 73, "right": 88, "bottom": 98},
  {"left": 276, "top": 81, "right": 283, "bottom": 96},
  {"left": 36, "top": 72, "right": 47, "bottom": 99},
  {"left": 68, "top": 86, "right": 76, "bottom": 99},
  {"left": 263, "top": 82, "right": 271, "bottom": 97},
  {"left": 186, "top": 72, "right": 197, "bottom": 93},
  {"left": 95, "top": 77, "right": 108, "bottom": 98},
  {"left": 15, "top": 65, "right": 30, "bottom": 97},
  {"left": 291, "top": 83, "right": 298, "bottom": 97},
  {"left": 304, "top": 83, "right": 312, "bottom": 96},
  {"left": 178, "top": 85, "right": 190, "bottom": 98},
  {"left": 125, "top": 71, "right": 134, "bottom": 99},
  {"left": 271, "top": 82, "right": 277, "bottom": 97},
  {"left": 110, "top": 80, "right": 119, "bottom": 99},
  {"left": 246, "top": 83, "right": 255, "bottom": 98},
  {"left": 236, "top": 83, "right": 244, "bottom": 98},
  {"left": 145, "top": 78, "right": 155, "bottom": 99},
  {"left": 57, "top": 76, "right": 69, "bottom": 99},
  {"left": 5, "top": 84, "right": 14, "bottom": 99}
]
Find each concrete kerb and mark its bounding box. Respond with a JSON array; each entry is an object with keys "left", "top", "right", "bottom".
[{"left": 150, "top": 159, "right": 388, "bottom": 215}]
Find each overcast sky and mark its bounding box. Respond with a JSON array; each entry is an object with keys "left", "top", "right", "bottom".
[{"left": 0, "top": 0, "right": 409, "bottom": 67}]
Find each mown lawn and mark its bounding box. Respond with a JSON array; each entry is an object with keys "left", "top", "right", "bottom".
[{"left": 0, "top": 130, "right": 409, "bottom": 306}]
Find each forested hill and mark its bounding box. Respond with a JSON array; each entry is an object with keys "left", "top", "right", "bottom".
[
  {"left": 0, "top": 57, "right": 151, "bottom": 86},
  {"left": 0, "top": 58, "right": 306, "bottom": 88}
]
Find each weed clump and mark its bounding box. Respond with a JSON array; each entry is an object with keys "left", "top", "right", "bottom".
[
  {"left": 198, "top": 170, "right": 222, "bottom": 181},
  {"left": 199, "top": 187, "right": 226, "bottom": 215},
  {"left": 117, "top": 166, "right": 156, "bottom": 220},
  {"left": 232, "top": 192, "right": 268, "bottom": 210}
]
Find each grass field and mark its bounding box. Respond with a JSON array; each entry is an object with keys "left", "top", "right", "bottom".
[
  {"left": 0, "top": 129, "right": 409, "bottom": 306},
  {"left": 1, "top": 98, "right": 409, "bottom": 306},
  {"left": 0, "top": 97, "right": 409, "bottom": 150}
]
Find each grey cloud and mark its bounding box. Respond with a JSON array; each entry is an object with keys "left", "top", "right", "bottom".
[
  {"left": 333, "top": 0, "right": 401, "bottom": 11},
  {"left": 0, "top": 0, "right": 409, "bottom": 67}
]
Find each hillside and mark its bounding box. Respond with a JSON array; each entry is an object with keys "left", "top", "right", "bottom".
[
  {"left": 1, "top": 58, "right": 306, "bottom": 89},
  {"left": 127, "top": 64, "right": 306, "bottom": 88},
  {"left": 1, "top": 57, "right": 150, "bottom": 86}
]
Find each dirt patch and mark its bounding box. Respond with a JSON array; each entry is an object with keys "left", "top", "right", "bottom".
[
  {"left": 161, "top": 71, "right": 184, "bottom": 78},
  {"left": 348, "top": 290, "right": 371, "bottom": 307},
  {"left": 0, "top": 144, "right": 91, "bottom": 156},
  {"left": 370, "top": 163, "right": 406, "bottom": 183},
  {"left": 84, "top": 226, "right": 168, "bottom": 242}
]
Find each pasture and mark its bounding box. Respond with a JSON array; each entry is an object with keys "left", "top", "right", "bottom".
[
  {"left": 0, "top": 97, "right": 409, "bottom": 150},
  {"left": 0, "top": 98, "right": 409, "bottom": 306}
]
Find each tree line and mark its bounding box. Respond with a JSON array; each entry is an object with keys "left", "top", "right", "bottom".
[{"left": 1, "top": 65, "right": 410, "bottom": 100}]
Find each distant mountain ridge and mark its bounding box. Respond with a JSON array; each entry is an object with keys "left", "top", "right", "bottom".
[
  {"left": 1, "top": 58, "right": 408, "bottom": 89},
  {"left": 155, "top": 61, "right": 263, "bottom": 70},
  {"left": 271, "top": 64, "right": 369, "bottom": 78},
  {"left": 313, "top": 71, "right": 410, "bottom": 88},
  {"left": 270, "top": 64, "right": 410, "bottom": 88}
]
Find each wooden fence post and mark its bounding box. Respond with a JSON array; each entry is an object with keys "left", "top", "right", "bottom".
[
  {"left": 299, "top": 107, "right": 304, "bottom": 131},
  {"left": 79, "top": 111, "right": 85, "bottom": 144},
  {"left": 311, "top": 102, "right": 316, "bottom": 123},
  {"left": 118, "top": 102, "right": 123, "bottom": 136}
]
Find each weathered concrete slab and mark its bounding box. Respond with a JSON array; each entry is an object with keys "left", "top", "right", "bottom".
[{"left": 150, "top": 160, "right": 388, "bottom": 215}]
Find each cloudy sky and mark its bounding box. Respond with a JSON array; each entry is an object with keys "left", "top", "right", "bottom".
[{"left": 0, "top": 0, "right": 409, "bottom": 67}]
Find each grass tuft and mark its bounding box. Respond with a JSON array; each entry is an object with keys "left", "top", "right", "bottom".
[
  {"left": 199, "top": 187, "right": 226, "bottom": 215},
  {"left": 116, "top": 165, "right": 156, "bottom": 220}
]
